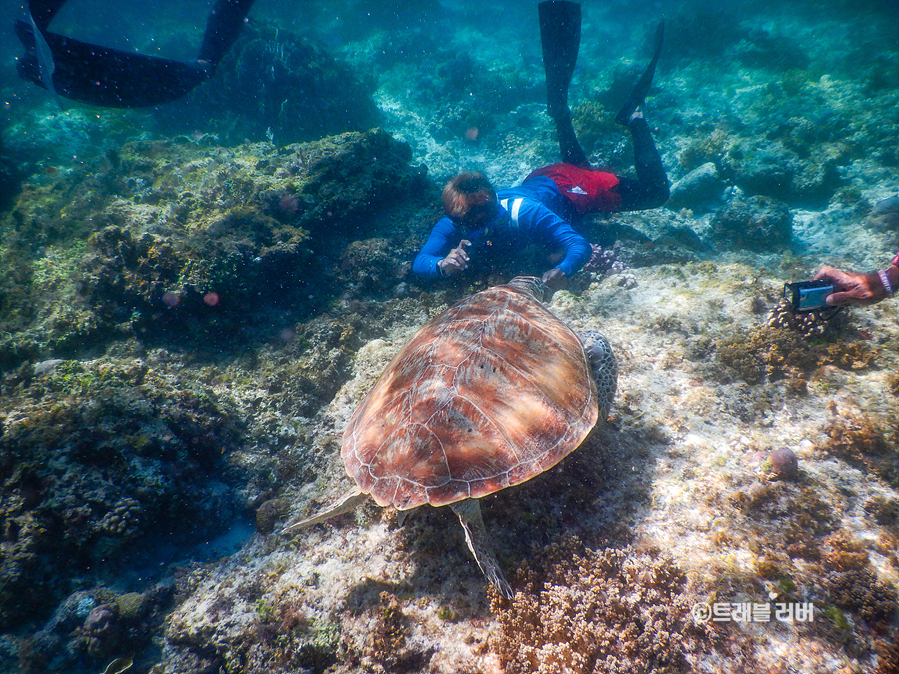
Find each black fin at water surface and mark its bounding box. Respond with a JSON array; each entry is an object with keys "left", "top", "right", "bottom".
[
  {"left": 15, "top": 0, "right": 256, "bottom": 108},
  {"left": 17, "top": 22, "right": 208, "bottom": 107}
]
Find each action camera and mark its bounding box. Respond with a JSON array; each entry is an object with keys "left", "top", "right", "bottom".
[{"left": 783, "top": 280, "right": 835, "bottom": 313}]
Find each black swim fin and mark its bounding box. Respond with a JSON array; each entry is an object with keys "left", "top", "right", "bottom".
[
  {"left": 15, "top": 0, "right": 256, "bottom": 108},
  {"left": 25, "top": 3, "right": 63, "bottom": 109},
  {"left": 538, "top": 1, "right": 581, "bottom": 121},
  {"left": 198, "top": 0, "right": 257, "bottom": 69},
  {"left": 16, "top": 21, "right": 209, "bottom": 107},
  {"left": 27, "top": 0, "right": 68, "bottom": 31},
  {"left": 615, "top": 20, "right": 665, "bottom": 126}
]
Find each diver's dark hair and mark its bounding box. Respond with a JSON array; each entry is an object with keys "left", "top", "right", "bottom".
[{"left": 442, "top": 172, "right": 496, "bottom": 221}]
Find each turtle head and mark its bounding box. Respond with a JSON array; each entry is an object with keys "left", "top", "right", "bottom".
[{"left": 506, "top": 276, "right": 550, "bottom": 303}]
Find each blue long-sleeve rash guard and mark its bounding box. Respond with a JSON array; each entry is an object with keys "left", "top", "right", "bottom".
[{"left": 412, "top": 177, "right": 591, "bottom": 279}]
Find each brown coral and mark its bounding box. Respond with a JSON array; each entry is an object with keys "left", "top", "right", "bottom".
[
  {"left": 363, "top": 591, "right": 431, "bottom": 673},
  {"left": 888, "top": 370, "right": 899, "bottom": 397},
  {"left": 715, "top": 323, "right": 814, "bottom": 384},
  {"left": 822, "top": 410, "right": 899, "bottom": 487},
  {"left": 766, "top": 298, "right": 834, "bottom": 338},
  {"left": 824, "top": 569, "right": 898, "bottom": 628},
  {"left": 491, "top": 535, "right": 711, "bottom": 674},
  {"left": 822, "top": 530, "right": 870, "bottom": 572},
  {"left": 716, "top": 307, "right": 877, "bottom": 385}
]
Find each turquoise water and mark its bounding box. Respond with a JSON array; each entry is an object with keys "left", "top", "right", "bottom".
[{"left": 0, "top": 1, "right": 897, "bottom": 672}]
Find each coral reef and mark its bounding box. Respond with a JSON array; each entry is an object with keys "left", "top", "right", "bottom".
[
  {"left": 0, "top": 128, "right": 429, "bottom": 363},
  {"left": 17, "top": 584, "right": 173, "bottom": 673},
  {"left": 715, "top": 304, "right": 877, "bottom": 385},
  {"left": 364, "top": 591, "right": 429, "bottom": 672},
  {"left": 582, "top": 243, "right": 626, "bottom": 275},
  {"left": 2, "top": 2, "right": 899, "bottom": 672},
  {"left": 0, "top": 357, "right": 243, "bottom": 631}
]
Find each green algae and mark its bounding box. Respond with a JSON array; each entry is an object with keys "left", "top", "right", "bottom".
[{"left": 0, "top": 128, "right": 427, "bottom": 363}]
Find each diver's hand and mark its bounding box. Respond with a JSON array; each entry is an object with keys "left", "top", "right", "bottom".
[
  {"left": 437, "top": 240, "right": 472, "bottom": 276},
  {"left": 813, "top": 266, "right": 886, "bottom": 306},
  {"left": 541, "top": 268, "right": 568, "bottom": 291}
]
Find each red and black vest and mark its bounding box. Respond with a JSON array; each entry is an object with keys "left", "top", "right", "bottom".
[{"left": 527, "top": 163, "right": 622, "bottom": 215}]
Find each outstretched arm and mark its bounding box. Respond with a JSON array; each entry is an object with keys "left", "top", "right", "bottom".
[
  {"left": 413, "top": 218, "right": 462, "bottom": 279},
  {"left": 519, "top": 200, "right": 591, "bottom": 279},
  {"left": 814, "top": 264, "right": 899, "bottom": 306}
]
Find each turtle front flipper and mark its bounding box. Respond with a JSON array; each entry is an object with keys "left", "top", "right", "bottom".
[
  {"left": 282, "top": 487, "right": 368, "bottom": 532},
  {"left": 450, "top": 499, "right": 513, "bottom": 599}
]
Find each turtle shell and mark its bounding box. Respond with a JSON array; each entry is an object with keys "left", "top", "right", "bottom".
[{"left": 342, "top": 278, "right": 599, "bottom": 510}]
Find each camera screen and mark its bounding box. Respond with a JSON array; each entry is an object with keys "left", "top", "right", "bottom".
[{"left": 797, "top": 285, "right": 834, "bottom": 311}]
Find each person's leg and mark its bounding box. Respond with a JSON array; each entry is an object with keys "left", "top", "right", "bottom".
[
  {"left": 615, "top": 111, "right": 669, "bottom": 210},
  {"left": 539, "top": 1, "right": 591, "bottom": 168},
  {"left": 554, "top": 111, "right": 590, "bottom": 167},
  {"left": 615, "top": 21, "right": 664, "bottom": 125}
]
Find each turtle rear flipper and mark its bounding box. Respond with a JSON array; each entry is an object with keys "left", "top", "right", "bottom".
[
  {"left": 283, "top": 487, "right": 367, "bottom": 532},
  {"left": 451, "top": 499, "right": 513, "bottom": 599}
]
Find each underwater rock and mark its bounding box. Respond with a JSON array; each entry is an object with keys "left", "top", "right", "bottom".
[
  {"left": 724, "top": 137, "right": 844, "bottom": 205},
  {"left": 864, "top": 195, "right": 899, "bottom": 233},
  {"left": 709, "top": 195, "right": 792, "bottom": 251},
  {"left": 667, "top": 162, "right": 725, "bottom": 210},
  {"left": 158, "top": 25, "right": 380, "bottom": 145},
  {"left": 767, "top": 447, "right": 799, "bottom": 480},
  {"left": 82, "top": 603, "right": 120, "bottom": 660},
  {"left": 731, "top": 28, "right": 810, "bottom": 72},
  {"left": 255, "top": 498, "right": 287, "bottom": 534}
]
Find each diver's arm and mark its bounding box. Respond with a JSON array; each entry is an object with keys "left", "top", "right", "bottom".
[
  {"left": 413, "top": 218, "right": 459, "bottom": 278},
  {"left": 519, "top": 201, "right": 591, "bottom": 276}
]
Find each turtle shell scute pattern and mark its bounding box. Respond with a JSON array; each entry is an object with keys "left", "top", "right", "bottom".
[{"left": 342, "top": 280, "right": 600, "bottom": 510}]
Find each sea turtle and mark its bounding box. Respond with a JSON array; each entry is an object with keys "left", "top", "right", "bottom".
[{"left": 285, "top": 276, "right": 617, "bottom": 597}]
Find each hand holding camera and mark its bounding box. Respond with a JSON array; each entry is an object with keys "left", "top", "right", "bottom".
[
  {"left": 812, "top": 266, "right": 894, "bottom": 307},
  {"left": 783, "top": 280, "right": 835, "bottom": 313}
]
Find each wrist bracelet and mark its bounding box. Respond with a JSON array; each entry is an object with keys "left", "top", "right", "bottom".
[{"left": 878, "top": 269, "right": 893, "bottom": 297}]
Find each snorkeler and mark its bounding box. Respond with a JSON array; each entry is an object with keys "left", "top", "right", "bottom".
[
  {"left": 413, "top": 171, "right": 592, "bottom": 290},
  {"left": 15, "top": 0, "right": 257, "bottom": 108},
  {"left": 534, "top": 0, "right": 669, "bottom": 221},
  {"left": 412, "top": 0, "right": 669, "bottom": 290}
]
